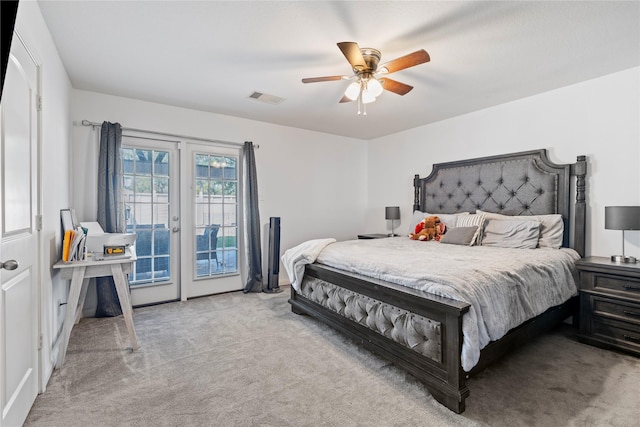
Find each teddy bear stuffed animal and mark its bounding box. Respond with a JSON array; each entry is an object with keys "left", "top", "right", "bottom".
[{"left": 409, "top": 215, "right": 446, "bottom": 241}]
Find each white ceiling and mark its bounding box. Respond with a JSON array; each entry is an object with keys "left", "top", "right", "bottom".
[{"left": 38, "top": 1, "right": 640, "bottom": 140}]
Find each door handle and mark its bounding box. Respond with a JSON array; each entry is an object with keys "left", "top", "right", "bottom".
[
  {"left": 1, "top": 260, "right": 18, "bottom": 270},
  {"left": 172, "top": 227, "right": 180, "bottom": 232}
]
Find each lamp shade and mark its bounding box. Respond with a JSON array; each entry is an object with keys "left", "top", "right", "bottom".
[
  {"left": 385, "top": 206, "right": 400, "bottom": 220},
  {"left": 367, "top": 78, "right": 384, "bottom": 97},
  {"left": 605, "top": 206, "right": 640, "bottom": 230},
  {"left": 344, "top": 82, "right": 360, "bottom": 101},
  {"left": 361, "top": 89, "right": 376, "bottom": 104}
]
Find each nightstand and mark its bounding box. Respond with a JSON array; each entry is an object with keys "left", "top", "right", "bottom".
[
  {"left": 357, "top": 233, "right": 390, "bottom": 239},
  {"left": 576, "top": 256, "right": 640, "bottom": 356}
]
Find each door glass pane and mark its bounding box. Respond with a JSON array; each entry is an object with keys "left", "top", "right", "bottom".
[
  {"left": 154, "top": 177, "right": 169, "bottom": 197},
  {"left": 1, "top": 62, "right": 32, "bottom": 234},
  {"left": 122, "top": 147, "right": 172, "bottom": 286},
  {"left": 154, "top": 151, "right": 169, "bottom": 176},
  {"left": 223, "top": 204, "right": 237, "bottom": 227},
  {"left": 223, "top": 157, "right": 237, "bottom": 180},
  {"left": 195, "top": 154, "right": 209, "bottom": 178},
  {"left": 194, "top": 153, "right": 238, "bottom": 277}
]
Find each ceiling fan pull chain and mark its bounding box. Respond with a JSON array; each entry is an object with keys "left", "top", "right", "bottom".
[{"left": 363, "top": 80, "right": 369, "bottom": 116}]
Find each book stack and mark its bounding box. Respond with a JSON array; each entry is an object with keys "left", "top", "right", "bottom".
[{"left": 62, "top": 226, "right": 87, "bottom": 262}]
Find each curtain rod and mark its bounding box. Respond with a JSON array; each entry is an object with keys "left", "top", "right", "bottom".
[{"left": 81, "top": 120, "right": 258, "bottom": 149}]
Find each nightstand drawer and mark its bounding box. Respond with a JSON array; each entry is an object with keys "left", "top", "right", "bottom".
[
  {"left": 593, "top": 296, "right": 640, "bottom": 325},
  {"left": 591, "top": 317, "right": 640, "bottom": 353},
  {"left": 592, "top": 273, "right": 640, "bottom": 298}
]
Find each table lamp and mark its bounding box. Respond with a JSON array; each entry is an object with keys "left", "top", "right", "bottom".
[
  {"left": 385, "top": 206, "right": 400, "bottom": 237},
  {"left": 605, "top": 206, "right": 640, "bottom": 263}
]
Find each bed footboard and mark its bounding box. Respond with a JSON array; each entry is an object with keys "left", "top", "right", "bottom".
[{"left": 289, "top": 263, "right": 472, "bottom": 413}]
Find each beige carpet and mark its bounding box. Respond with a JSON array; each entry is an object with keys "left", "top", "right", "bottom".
[{"left": 26, "top": 287, "right": 640, "bottom": 426}]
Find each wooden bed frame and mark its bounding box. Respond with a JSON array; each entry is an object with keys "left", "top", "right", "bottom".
[{"left": 288, "top": 149, "right": 587, "bottom": 413}]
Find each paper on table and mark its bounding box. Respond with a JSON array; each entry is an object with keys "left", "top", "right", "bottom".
[{"left": 80, "top": 222, "right": 105, "bottom": 234}]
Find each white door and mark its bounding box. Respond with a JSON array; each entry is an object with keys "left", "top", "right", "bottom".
[
  {"left": 121, "top": 137, "right": 180, "bottom": 306},
  {"left": 183, "top": 144, "right": 242, "bottom": 298},
  {"left": 0, "top": 33, "right": 39, "bottom": 427}
]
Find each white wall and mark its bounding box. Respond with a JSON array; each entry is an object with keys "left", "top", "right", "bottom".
[
  {"left": 367, "top": 67, "right": 640, "bottom": 259},
  {"left": 70, "top": 90, "right": 368, "bottom": 297},
  {"left": 13, "top": 0, "right": 73, "bottom": 390}
]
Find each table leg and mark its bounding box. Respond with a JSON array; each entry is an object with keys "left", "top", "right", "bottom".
[
  {"left": 56, "top": 266, "right": 86, "bottom": 369},
  {"left": 74, "top": 278, "right": 90, "bottom": 325},
  {"left": 110, "top": 264, "right": 139, "bottom": 351}
]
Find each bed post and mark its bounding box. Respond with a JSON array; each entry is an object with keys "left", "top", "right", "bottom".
[
  {"left": 413, "top": 174, "right": 421, "bottom": 212},
  {"left": 572, "top": 155, "right": 587, "bottom": 257}
]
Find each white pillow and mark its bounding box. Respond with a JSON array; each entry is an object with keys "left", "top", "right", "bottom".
[
  {"left": 408, "top": 210, "right": 468, "bottom": 235},
  {"left": 476, "top": 210, "right": 564, "bottom": 249},
  {"left": 481, "top": 219, "right": 541, "bottom": 249},
  {"left": 408, "top": 210, "right": 429, "bottom": 235},
  {"left": 455, "top": 213, "right": 486, "bottom": 246}
]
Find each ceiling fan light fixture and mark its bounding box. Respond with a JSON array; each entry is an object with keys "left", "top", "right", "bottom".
[
  {"left": 366, "top": 78, "right": 383, "bottom": 97},
  {"left": 361, "top": 89, "right": 376, "bottom": 104},
  {"left": 344, "top": 81, "right": 361, "bottom": 101}
]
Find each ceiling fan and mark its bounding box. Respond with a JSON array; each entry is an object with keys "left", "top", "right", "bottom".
[{"left": 302, "top": 41, "right": 430, "bottom": 115}]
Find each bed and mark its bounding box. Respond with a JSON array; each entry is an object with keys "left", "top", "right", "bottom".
[{"left": 285, "top": 149, "right": 587, "bottom": 413}]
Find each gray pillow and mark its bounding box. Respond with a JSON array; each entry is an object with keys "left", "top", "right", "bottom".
[
  {"left": 480, "top": 219, "right": 540, "bottom": 249},
  {"left": 440, "top": 226, "right": 478, "bottom": 245},
  {"left": 477, "top": 210, "right": 564, "bottom": 249}
]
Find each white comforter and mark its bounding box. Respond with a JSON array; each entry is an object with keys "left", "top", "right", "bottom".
[
  {"left": 284, "top": 237, "right": 580, "bottom": 371},
  {"left": 281, "top": 238, "right": 336, "bottom": 290}
]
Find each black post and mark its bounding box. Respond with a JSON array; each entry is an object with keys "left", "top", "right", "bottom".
[{"left": 265, "top": 217, "right": 282, "bottom": 293}]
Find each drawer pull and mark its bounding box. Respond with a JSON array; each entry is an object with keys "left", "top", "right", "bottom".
[
  {"left": 623, "top": 284, "right": 640, "bottom": 292},
  {"left": 623, "top": 334, "right": 640, "bottom": 343},
  {"left": 623, "top": 310, "right": 640, "bottom": 317}
]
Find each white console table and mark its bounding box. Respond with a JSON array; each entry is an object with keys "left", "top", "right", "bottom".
[{"left": 53, "top": 249, "right": 138, "bottom": 368}]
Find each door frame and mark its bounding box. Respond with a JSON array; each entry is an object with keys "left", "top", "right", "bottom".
[{"left": 120, "top": 134, "right": 246, "bottom": 304}]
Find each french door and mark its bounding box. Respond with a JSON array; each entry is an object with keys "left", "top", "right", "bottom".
[
  {"left": 183, "top": 143, "right": 242, "bottom": 298},
  {"left": 122, "top": 137, "right": 242, "bottom": 305},
  {"left": 122, "top": 137, "right": 180, "bottom": 306}
]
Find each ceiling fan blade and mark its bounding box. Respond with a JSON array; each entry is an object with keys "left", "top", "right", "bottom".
[
  {"left": 337, "top": 42, "right": 367, "bottom": 71},
  {"left": 302, "top": 75, "right": 347, "bottom": 83},
  {"left": 378, "top": 49, "right": 430, "bottom": 74},
  {"left": 380, "top": 78, "right": 414, "bottom": 95},
  {"left": 339, "top": 95, "right": 353, "bottom": 103}
]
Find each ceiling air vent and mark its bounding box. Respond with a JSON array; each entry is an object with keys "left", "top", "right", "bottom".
[{"left": 248, "top": 91, "right": 286, "bottom": 105}]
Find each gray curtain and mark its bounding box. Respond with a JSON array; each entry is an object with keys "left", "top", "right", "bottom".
[
  {"left": 95, "top": 121, "right": 126, "bottom": 317},
  {"left": 243, "top": 141, "right": 263, "bottom": 293}
]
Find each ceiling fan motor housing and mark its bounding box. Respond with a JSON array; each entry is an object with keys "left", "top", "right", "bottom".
[{"left": 358, "top": 48, "right": 381, "bottom": 74}]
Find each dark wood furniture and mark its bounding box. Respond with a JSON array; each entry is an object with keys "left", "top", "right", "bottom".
[
  {"left": 357, "top": 233, "right": 389, "bottom": 239},
  {"left": 577, "top": 257, "right": 640, "bottom": 356},
  {"left": 289, "top": 149, "right": 587, "bottom": 413}
]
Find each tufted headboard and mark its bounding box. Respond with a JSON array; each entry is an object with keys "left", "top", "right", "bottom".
[{"left": 413, "top": 149, "right": 587, "bottom": 255}]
